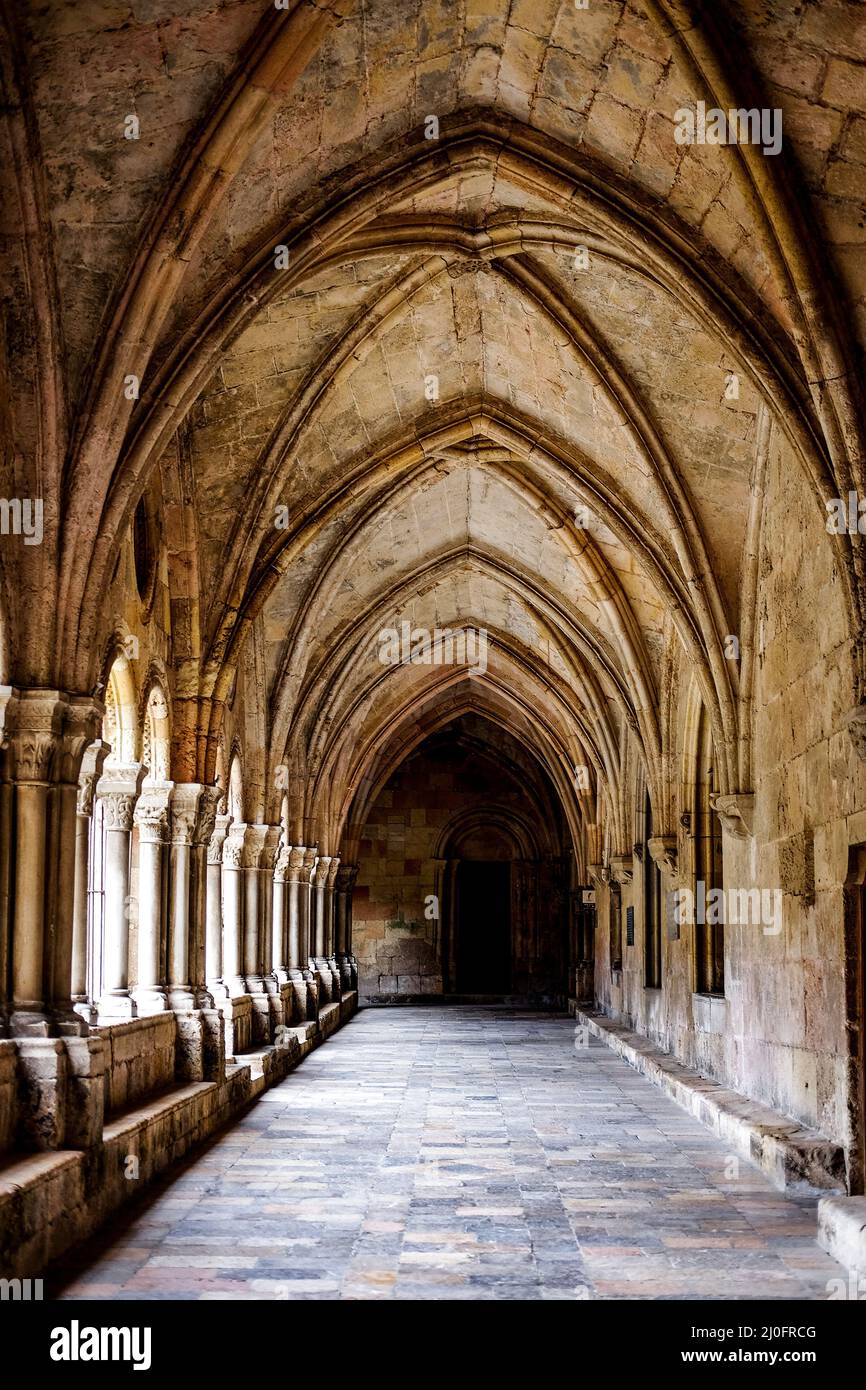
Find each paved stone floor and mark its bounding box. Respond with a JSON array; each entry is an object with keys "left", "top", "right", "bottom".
[{"left": 53, "top": 1007, "right": 844, "bottom": 1301}]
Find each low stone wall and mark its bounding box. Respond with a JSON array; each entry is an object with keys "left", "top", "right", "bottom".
[
  {"left": 0, "top": 991, "right": 358, "bottom": 1278},
  {"left": 94, "top": 1014, "right": 177, "bottom": 1118},
  {"left": 573, "top": 1006, "right": 846, "bottom": 1195}
]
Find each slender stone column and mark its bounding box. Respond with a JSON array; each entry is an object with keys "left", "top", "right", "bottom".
[
  {"left": 166, "top": 783, "right": 201, "bottom": 1011},
  {"left": 300, "top": 846, "right": 317, "bottom": 965},
  {"left": 285, "top": 846, "right": 307, "bottom": 1020},
  {"left": 313, "top": 855, "right": 331, "bottom": 958},
  {"left": 325, "top": 854, "right": 341, "bottom": 996},
  {"left": 286, "top": 847, "right": 304, "bottom": 969},
  {"left": 272, "top": 844, "right": 291, "bottom": 983},
  {"left": 325, "top": 855, "right": 340, "bottom": 955},
  {"left": 95, "top": 764, "right": 144, "bottom": 1020},
  {"left": 243, "top": 825, "right": 271, "bottom": 1040},
  {"left": 54, "top": 700, "right": 105, "bottom": 1032},
  {"left": 72, "top": 740, "right": 110, "bottom": 1023},
  {"left": 132, "top": 782, "right": 173, "bottom": 1015},
  {"left": 243, "top": 825, "right": 269, "bottom": 992},
  {"left": 5, "top": 691, "right": 66, "bottom": 1035},
  {"left": 222, "top": 823, "right": 247, "bottom": 997},
  {"left": 260, "top": 825, "right": 281, "bottom": 982},
  {"left": 300, "top": 846, "right": 319, "bottom": 1017},
  {"left": 206, "top": 813, "right": 231, "bottom": 998},
  {"left": 335, "top": 862, "right": 359, "bottom": 990},
  {"left": 191, "top": 787, "right": 220, "bottom": 1009}
]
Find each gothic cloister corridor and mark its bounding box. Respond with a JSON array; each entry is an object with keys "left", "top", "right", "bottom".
[
  {"left": 2, "top": 0, "right": 866, "bottom": 1355},
  {"left": 50, "top": 1007, "right": 842, "bottom": 1302}
]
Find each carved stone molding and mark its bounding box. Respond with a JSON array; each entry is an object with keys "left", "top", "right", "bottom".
[
  {"left": 609, "top": 852, "right": 633, "bottom": 885},
  {"left": 710, "top": 792, "right": 755, "bottom": 839},
  {"left": 647, "top": 835, "right": 678, "bottom": 875}
]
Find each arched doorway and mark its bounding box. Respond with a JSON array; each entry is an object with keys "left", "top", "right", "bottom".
[{"left": 451, "top": 823, "right": 514, "bottom": 995}]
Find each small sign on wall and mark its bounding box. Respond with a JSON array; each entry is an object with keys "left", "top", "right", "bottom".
[
  {"left": 626, "top": 905, "right": 635, "bottom": 946},
  {"left": 582, "top": 889, "right": 596, "bottom": 905}
]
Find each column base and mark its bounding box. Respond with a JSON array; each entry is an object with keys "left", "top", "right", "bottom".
[
  {"left": 15, "top": 1038, "right": 68, "bottom": 1150},
  {"left": 132, "top": 988, "right": 169, "bottom": 1016},
  {"left": 166, "top": 986, "right": 196, "bottom": 1011},
  {"left": 8, "top": 1009, "right": 55, "bottom": 1038},
  {"left": 96, "top": 992, "right": 138, "bottom": 1022}
]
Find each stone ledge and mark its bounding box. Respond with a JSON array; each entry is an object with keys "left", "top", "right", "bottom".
[
  {"left": 818, "top": 1196, "right": 866, "bottom": 1274},
  {"left": 573, "top": 1007, "right": 846, "bottom": 1195}
]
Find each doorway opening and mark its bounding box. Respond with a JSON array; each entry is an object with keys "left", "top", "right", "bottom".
[{"left": 455, "top": 860, "right": 511, "bottom": 994}]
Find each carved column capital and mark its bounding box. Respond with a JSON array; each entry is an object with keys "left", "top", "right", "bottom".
[
  {"left": 588, "top": 862, "right": 610, "bottom": 887},
  {"left": 609, "top": 852, "right": 634, "bottom": 885},
  {"left": 208, "top": 812, "right": 232, "bottom": 865},
  {"left": 326, "top": 855, "right": 340, "bottom": 889},
  {"left": 4, "top": 689, "right": 67, "bottom": 784},
  {"left": 286, "top": 845, "right": 306, "bottom": 882},
  {"left": 710, "top": 792, "right": 755, "bottom": 839},
  {"left": 134, "top": 781, "right": 173, "bottom": 843},
  {"left": 194, "top": 785, "right": 222, "bottom": 848},
  {"left": 314, "top": 854, "right": 332, "bottom": 886},
  {"left": 168, "top": 782, "right": 203, "bottom": 846},
  {"left": 223, "top": 822, "right": 248, "bottom": 869},
  {"left": 242, "top": 823, "right": 270, "bottom": 870},
  {"left": 261, "top": 825, "right": 282, "bottom": 872},
  {"left": 302, "top": 845, "right": 318, "bottom": 884},
  {"left": 336, "top": 862, "right": 359, "bottom": 892},
  {"left": 97, "top": 763, "right": 145, "bottom": 831},
  {"left": 77, "top": 739, "right": 111, "bottom": 816},
  {"left": 647, "top": 835, "right": 678, "bottom": 876}
]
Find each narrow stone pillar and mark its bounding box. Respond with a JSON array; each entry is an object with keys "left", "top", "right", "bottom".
[
  {"left": 72, "top": 740, "right": 110, "bottom": 1023},
  {"left": 191, "top": 787, "right": 220, "bottom": 1010},
  {"left": 272, "top": 844, "right": 290, "bottom": 983},
  {"left": 300, "top": 846, "right": 317, "bottom": 964},
  {"left": 222, "top": 822, "right": 247, "bottom": 996},
  {"left": 132, "top": 782, "right": 173, "bottom": 1015},
  {"left": 166, "top": 783, "right": 201, "bottom": 1011},
  {"left": 313, "top": 855, "right": 331, "bottom": 958},
  {"left": 4, "top": 690, "right": 66, "bottom": 1035},
  {"left": 285, "top": 846, "right": 307, "bottom": 1020},
  {"left": 95, "top": 763, "right": 145, "bottom": 1020},
  {"left": 335, "top": 862, "right": 359, "bottom": 990},
  {"left": 243, "top": 824, "right": 271, "bottom": 1040},
  {"left": 206, "top": 812, "right": 231, "bottom": 998},
  {"left": 286, "top": 847, "right": 303, "bottom": 969},
  {"left": 2, "top": 691, "right": 105, "bottom": 1149},
  {"left": 300, "top": 846, "right": 319, "bottom": 1018},
  {"left": 325, "top": 854, "right": 341, "bottom": 996},
  {"left": 260, "top": 825, "right": 281, "bottom": 981}
]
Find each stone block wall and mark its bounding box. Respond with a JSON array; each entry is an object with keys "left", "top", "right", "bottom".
[
  {"left": 591, "top": 434, "right": 866, "bottom": 1160},
  {"left": 95, "top": 1014, "right": 177, "bottom": 1118}
]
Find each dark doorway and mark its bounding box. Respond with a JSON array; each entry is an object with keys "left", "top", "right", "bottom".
[{"left": 456, "top": 860, "right": 511, "bottom": 993}]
